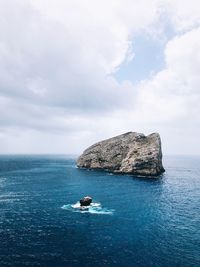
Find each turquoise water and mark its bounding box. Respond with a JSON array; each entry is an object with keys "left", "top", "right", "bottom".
[{"left": 0, "top": 155, "right": 199, "bottom": 266}]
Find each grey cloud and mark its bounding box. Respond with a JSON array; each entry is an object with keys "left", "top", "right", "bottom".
[
  {"left": 0, "top": 0, "right": 136, "bottom": 115},
  {"left": 1, "top": 0, "right": 200, "bottom": 154}
]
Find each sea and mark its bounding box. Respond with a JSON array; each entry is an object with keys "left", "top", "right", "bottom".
[{"left": 0, "top": 155, "right": 199, "bottom": 267}]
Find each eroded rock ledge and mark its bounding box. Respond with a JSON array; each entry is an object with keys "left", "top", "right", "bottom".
[{"left": 77, "top": 132, "right": 165, "bottom": 177}]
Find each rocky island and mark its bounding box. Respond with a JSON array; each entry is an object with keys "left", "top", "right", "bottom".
[
  {"left": 77, "top": 132, "right": 165, "bottom": 177},
  {"left": 80, "top": 196, "right": 92, "bottom": 206}
]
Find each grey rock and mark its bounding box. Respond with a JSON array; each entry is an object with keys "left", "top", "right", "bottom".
[{"left": 77, "top": 132, "right": 165, "bottom": 177}]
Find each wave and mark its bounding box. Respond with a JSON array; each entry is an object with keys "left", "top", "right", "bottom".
[{"left": 61, "top": 202, "right": 114, "bottom": 215}]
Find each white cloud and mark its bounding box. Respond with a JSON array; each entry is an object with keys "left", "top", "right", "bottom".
[
  {"left": 122, "top": 27, "right": 200, "bottom": 154},
  {"left": 138, "top": 27, "right": 200, "bottom": 116},
  {"left": 164, "top": 0, "right": 200, "bottom": 32},
  {"left": 0, "top": 0, "right": 200, "bottom": 154}
]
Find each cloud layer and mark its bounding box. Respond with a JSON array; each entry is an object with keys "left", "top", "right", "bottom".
[{"left": 0, "top": 0, "right": 200, "bottom": 154}]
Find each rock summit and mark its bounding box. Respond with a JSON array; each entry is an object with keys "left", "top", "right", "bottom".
[{"left": 80, "top": 196, "right": 92, "bottom": 206}]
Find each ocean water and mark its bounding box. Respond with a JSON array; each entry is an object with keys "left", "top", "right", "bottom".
[{"left": 0, "top": 155, "right": 199, "bottom": 267}]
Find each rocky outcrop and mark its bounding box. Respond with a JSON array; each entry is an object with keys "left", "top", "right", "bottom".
[
  {"left": 80, "top": 196, "right": 92, "bottom": 206},
  {"left": 77, "top": 132, "right": 165, "bottom": 177}
]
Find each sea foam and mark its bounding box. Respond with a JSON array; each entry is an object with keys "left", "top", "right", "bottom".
[{"left": 61, "top": 202, "right": 114, "bottom": 215}]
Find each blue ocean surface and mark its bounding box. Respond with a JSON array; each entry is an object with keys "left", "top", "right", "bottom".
[{"left": 0, "top": 155, "right": 199, "bottom": 267}]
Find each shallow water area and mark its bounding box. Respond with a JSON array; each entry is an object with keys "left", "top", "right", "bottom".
[{"left": 0, "top": 155, "right": 199, "bottom": 267}]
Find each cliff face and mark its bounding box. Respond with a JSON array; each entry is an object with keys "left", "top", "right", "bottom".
[{"left": 77, "top": 132, "right": 165, "bottom": 177}]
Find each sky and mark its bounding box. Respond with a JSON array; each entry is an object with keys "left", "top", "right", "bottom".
[{"left": 0, "top": 0, "right": 200, "bottom": 155}]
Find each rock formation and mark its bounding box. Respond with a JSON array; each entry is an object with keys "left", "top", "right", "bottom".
[
  {"left": 80, "top": 196, "right": 92, "bottom": 206},
  {"left": 77, "top": 132, "right": 165, "bottom": 177}
]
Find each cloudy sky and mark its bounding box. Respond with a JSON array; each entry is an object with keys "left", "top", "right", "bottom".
[{"left": 0, "top": 0, "right": 200, "bottom": 155}]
